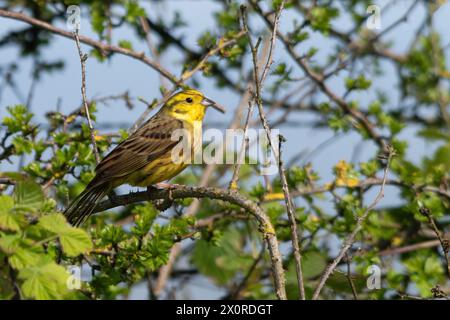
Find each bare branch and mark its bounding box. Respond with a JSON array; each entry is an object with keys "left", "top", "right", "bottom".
[
  {"left": 0, "top": 9, "right": 178, "bottom": 84},
  {"left": 241, "top": 1, "right": 304, "bottom": 300},
  {"left": 419, "top": 207, "right": 450, "bottom": 278},
  {"left": 250, "top": 1, "right": 388, "bottom": 151},
  {"left": 262, "top": 178, "right": 450, "bottom": 203},
  {"left": 378, "top": 239, "right": 441, "bottom": 256},
  {"left": 139, "top": 16, "right": 169, "bottom": 91},
  {"left": 229, "top": 101, "right": 254, "bottom": 190},
  {"left": 345, "top": 253, "right": 358, "bottom": 300},
  {"left": 73, "top": 30, "right": 100, "bottom": 164}
]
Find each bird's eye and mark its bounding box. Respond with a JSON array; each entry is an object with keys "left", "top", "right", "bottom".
[{"left": 186, "top": 97, "right": 193, "bottom": 103}]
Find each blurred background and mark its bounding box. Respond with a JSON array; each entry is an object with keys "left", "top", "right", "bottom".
[{"left": 1, "top": 0, "right": 449, "bottom": 300}]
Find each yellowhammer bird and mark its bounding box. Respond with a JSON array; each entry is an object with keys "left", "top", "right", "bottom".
[{"left": 64, "top": 89, "right": 225, "bottom": 226}]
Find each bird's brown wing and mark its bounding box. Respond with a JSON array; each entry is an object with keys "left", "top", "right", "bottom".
[{"left": 92, "top": 114, "right": 184, "bottom": 184}]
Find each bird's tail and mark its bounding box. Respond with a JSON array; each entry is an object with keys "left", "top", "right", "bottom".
[{"left": 64, "top": 183, "right": 110, "bottom": 227}]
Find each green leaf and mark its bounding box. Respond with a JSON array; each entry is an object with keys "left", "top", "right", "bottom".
[
  {"left": 359, "top": 160, "right": 379, "bottom": 177},
  {"left": 302, "top": 251, "right": 327, "bottom": 279},
  {"left": 118, "top": 40, "right": 133, "bottom": 50},
  {"left": 0, "top": 195, "right": 21, "bottom": 231},
  {"left": 14, "top": 179, "right": 44, "bottom": 211},
  {"left": 368, "top": 100, "right": 382, "bottom": 115},
  {"left": 424, "top": 256, "right": 443, "bottom": 275},
  {"left": 418, "top": 128, "right": 449, "bottom": 141},
  {"left": 38, "top": 213, "right": 70, "bottom": 234},
  {"left": 59, "top": 228, "right": 92, "bottom": 257},
  {"left": 19, "top": 263, "right": 70, "bottom": 300},
  {"left": 309, "top": 7, "right": 339, "bottom": 33},
  {"left": 326, "top": 270, "right": 367, "bottom": 294},
  {"left": 9, "top": 248, "right": 43, "bottom": 270},
  {"left": 91, "top": 2, "right": 107, "bottom": 35},
  {"left": 2, "top": 105, "right": 33, "bottom": 133},
  {"left": 125, "top": 1, "right": 146, "bottom": 23},
  {"left": 131, "top": 204, "right": 159, "bottom": 237},
  {"left": 192, "top": 227, "right": 253, "bottom": 285},
  {"left": 291, "top": 30, "right": 309, "bottom": 44},
  {"left": 38, "top": 213, "right": 92, "bottom": 256},
  {"left": 249, "top": 181, "right": 266, "bottom": 199},
  {"left": 12, "top": 136, "right": 33, "bottom": 155},
  {"left": 345, "top": 75, "right": 372, "bottom": 91},
  {"left": 99, "top": 225, "right": 127, "bottom": 245},
  {"left": 0, "top": 234, "right": 21, "bottom": 254}
]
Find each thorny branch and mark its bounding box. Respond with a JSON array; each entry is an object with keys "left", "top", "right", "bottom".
[
  {"left": 73, "top": 30, "right": 100, "bottom": 164},
  {"left": 241, "top": 1, "right": 305, "bottom": 300}
]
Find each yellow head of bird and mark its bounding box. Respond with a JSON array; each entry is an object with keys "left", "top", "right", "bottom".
[{"left": 162, "top": 89, "right": 225, "bottom": 122}]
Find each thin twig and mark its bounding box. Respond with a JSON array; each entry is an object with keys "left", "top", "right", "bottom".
[
  {"left": 73, "top": 30, "right": 100, "bottom": 164},
  {"left": 229, "top": 101, "right": 254, "bottom": 190},
  {"left": 278, "top": 134, "right": 305, "bottom": 300},
  {"left": 372, "top": 0, "right": 420, "bottom": 41},
  {"left": 345, "top": 253, "right": 358, "bottom": 300},
  {"left": 180, "top": 31, "right": 246, "bottom": 83},
  {"left": 250, "top": 1, "right": 388, "bottom": 151},
  {"left": 312, "top": 147, "right": 394, "bottom": 300},
  {"left": 241, "top": 1, "right": 302, "bottom": 300},
  {"left": 229, "top": 245, "right": 265, "bottom": 299},
  {"left": 262, "top": 177, "right": 450, "bottom": 203},
  {"left": 0, "top": 9, "right": 179, "bottom": 84},
  {"left": 378, "top": 239, "right": 440, "bottom": 256},
  {"left": 139, "top": 16, "right": 168, "bottom": 91},
  {"left": 259, "top": 3, "right": 283, "bottom": 85},
  {"left": 419, "top": 207, "right": 450, "bottom": 278}
]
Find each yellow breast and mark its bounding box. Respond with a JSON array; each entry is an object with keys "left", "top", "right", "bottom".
[
  {"left": 117, "top": 118, "right": 198, "bottom": 188},
  {"left": 125, "top": 155, "right": 188, "bottom": 187}
]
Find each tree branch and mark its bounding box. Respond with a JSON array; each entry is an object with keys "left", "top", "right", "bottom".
[
  {"left": 229, "top": 101, "right": 254, "bottom": 190},
  {"left": 241, "top": 1, "right": 304, "bottom": 300},
  {"left": 251, "top": 1, "right": 387, "bottom": 151},
  {"left": 262, "top": 177, "right": 450, "bottom": 203},
  {"left": 0, "top": 9, "right": 178, "bottom": 84},
  {"left": 73, "top": 30, "right": 100, "bottom": 164},
  {"left": 378, "top": 239, "right": 440, "bottom": 256},
  {"left": 94, "top": 184, "right": 287, "bottom": 300}
]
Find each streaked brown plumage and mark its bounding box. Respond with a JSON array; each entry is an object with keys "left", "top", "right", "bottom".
[{"left": 64, "top": 89, "right": 224, "bottom": 226}]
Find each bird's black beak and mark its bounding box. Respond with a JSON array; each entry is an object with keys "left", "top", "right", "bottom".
[{"left": 201, "top": 96, "right": 225, "bottom": 113}]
